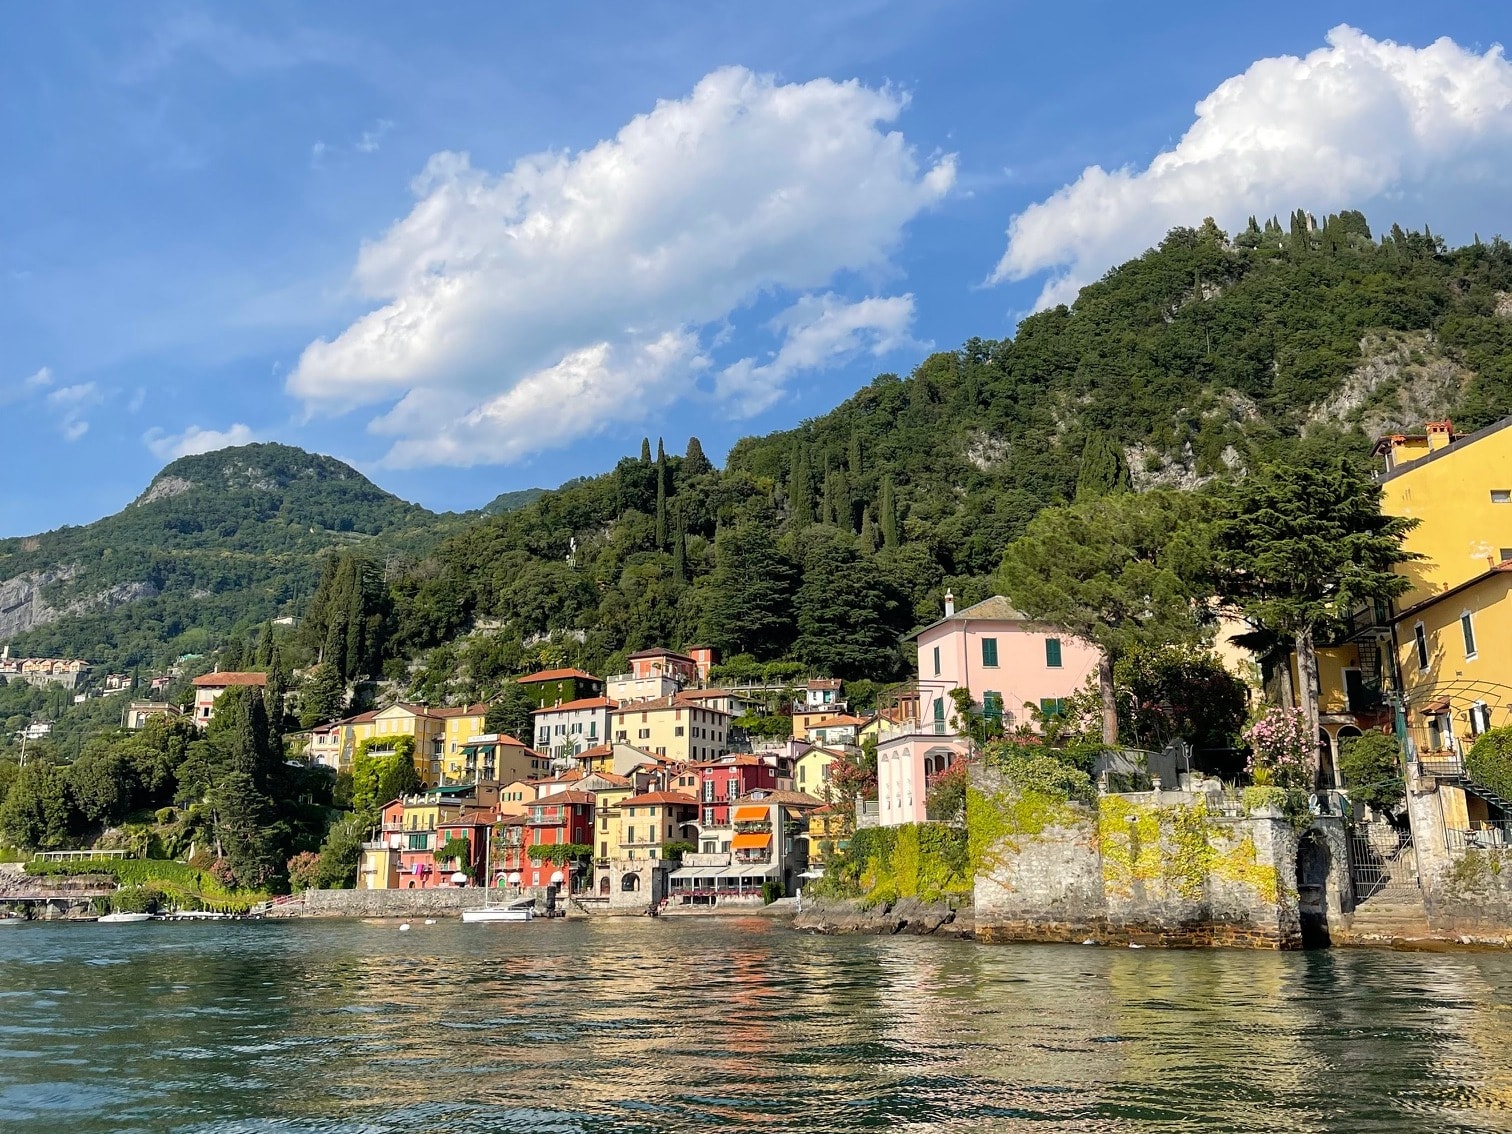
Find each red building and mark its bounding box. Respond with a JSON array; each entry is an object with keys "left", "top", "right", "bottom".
[
  {"left": 520, "top": 790, "right": 596, "bottom": 890},
  {"left": 693, "top": 755, "right": 786, "bottom": 829}
]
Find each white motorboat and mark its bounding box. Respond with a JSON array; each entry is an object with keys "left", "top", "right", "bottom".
[
  {"left": 461, "top": 900, "right": 534, "bottom": 924},
  {"left": 97, "top": 912, "right": 153, "bottom": 924},
  {"left": 0, "top": 915, "right": 23, "bottom": 927}
]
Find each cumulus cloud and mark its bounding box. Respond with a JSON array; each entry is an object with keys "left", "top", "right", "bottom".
[
  {"left": 993, "top": 26, "right": 1512, "bottom": 308},
  {"left": 46, "top": 383, "right": 101, "bottom": 441},
  {"left": 23, "top": 366, "right": 53, "bottom": 390},
  {"left": 717, "top": 293, "right": 920, "bottom": 416},
  {"left": 288, "top": 66, "right": 953, "bottom": 466},
  {"left": 143, "top": 422, "right": 256, "bottom": 460}
]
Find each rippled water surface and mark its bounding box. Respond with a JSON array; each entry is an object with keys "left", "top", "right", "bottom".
[{"left": 4, "top": 918, "right": 1512, "bottom": 1131}]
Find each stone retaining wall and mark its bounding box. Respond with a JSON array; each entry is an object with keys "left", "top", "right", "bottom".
[
  {"left": 297, "top": 888, "right": 501, "bottom": 918},
  {"left": 970, "top": 771, "right": 1352, "bottom": 950},
  {"left": 793, "top": 897, "right": 973, "bottom": 938}
]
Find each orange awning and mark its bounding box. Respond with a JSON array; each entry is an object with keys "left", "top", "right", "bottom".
[
  {"left": 732, "top": 806, "right": 768, "bottom": 823},
  {"left": 1420, "top": 698, "right": 1450, "bottom": 714},
  {"left": 732, "top": 832, "right": 771, "bottom": 851}
]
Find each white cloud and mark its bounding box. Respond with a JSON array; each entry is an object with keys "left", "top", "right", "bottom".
[
  {"left": 46, "top": 383, "right": 101, "bottom": 441},
  {"left": 23, "top": 366, "right": 53, "bottom": 390},
  {"left": 289, "top": 66, "right": 953, "bottom": 465},
  {"left": 993, "top": 26, "right": 1512, "bottom": 308},
  {"left": 717, "top": 293, "right": 920, "bottom": 416},
  {"left": 355, "top": 118, "right": 393, "bottom": 154},
  {"left": 143, "top": 423, "right": 256, "bottom": 460}
]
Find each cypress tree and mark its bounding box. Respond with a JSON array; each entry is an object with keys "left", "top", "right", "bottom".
[
  {"left": 859, "top": 508, "right": 877, "bottom": 554},
  {"left": 640, "top": 437, "right": 652, "bottom": 464},
  {"left": 655, "top": 445, "right": 668, "bottom": 549},
  {"left": 1075, "top": 433, "right": 1131, "bottom": 501},
  {"left": 790, "top": 447, "right": 813, "bottom": 527},
  {"left": 672, "top": 528, "right": 687, "bottom": 583},
  {"left": 684, "top": 436, "right": 713, "bottom": 476},
  {"left": 879, "top": 477, "right": 898, "bottom": 549},
  {"left": 848, "top": 431, "right": 863, "bottom": 478}
]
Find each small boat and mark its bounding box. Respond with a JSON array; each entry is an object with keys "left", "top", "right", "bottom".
[
  {"left": 0, "top": 915, "right": 24, "bottom": 927},
  {"left": 461, "top": 898, "right": 535, "bottom": 924},
  {"left": 97, "top": 912, "right": 154, "bottom": 924}
]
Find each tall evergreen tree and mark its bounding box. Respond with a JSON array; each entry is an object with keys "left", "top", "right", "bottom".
[
  {"left": 1000, "top": 492, "right": 1209, "bottom": 746},
  {"left": 859, "top": 508, "right": 877, "bottom": 554},
  {"left": 790, "top": 447, "right": 814, "bottom": 527},
  {"left": 684, "top": 436, "right": 714, "bottom": 476},
  {"left": 1212, "top": 456, "right": 1417, "bottom": 782},
  {"left": 848, "top": 431, "right": 863, "bottom": 478},
  {"left": 794, "top": 533, "right": 902, "bottom": 680},
  {"left": 879, "top": 477, "right": 899, "bottom": 549},
  {"left": 699, "top": 521, "right": 797, "bottom": 657},
  {"left": 640, "top": 437, "right": 652, "bottom": 464},
  {"left": 672, "top": 527, "right": 688, "bottom": 582},
  {"left": 1075, "top": 433, "right": 1132, "bottom": 501},
  {"left": 655, "top": 443, "right": 669, "bottom": 549}
]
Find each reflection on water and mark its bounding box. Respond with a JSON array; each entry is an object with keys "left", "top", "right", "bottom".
[{"left": 3, "top": 917, "right": 1512, "bottom": 1131}]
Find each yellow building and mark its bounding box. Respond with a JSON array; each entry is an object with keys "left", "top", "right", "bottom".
[
  {"left": 1377, "top": 418, "right": 1512, "bottom": 756},
  {"left": 806, "top": 805, "right": 847, "bottom": 865},
  {"left": 609, "top": 695, "right": 729, "bottom": 763},
  {"left": 341, "top": 702, "right": 488, "bottom": 787},
  {"left": 795, "top": 745, "right": 842, "bottom": 802},
  {"left": 450, "top": 732, "right": 547, "bottom": 786}
]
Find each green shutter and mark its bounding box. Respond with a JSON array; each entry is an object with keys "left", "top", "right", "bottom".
[
  {"left": 983, "top": 691, "right": 1002, "bottom": 721},
  {"left": 1039, "top": 698, "right": 1065, "bottom": 718},
  {"left": 982, "top": 638, "right": 998, "bottom": 666},
  {"left": 1045, "top": 638, "right": 1062, "bottom": 667}
]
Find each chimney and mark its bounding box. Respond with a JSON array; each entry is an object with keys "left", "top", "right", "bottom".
[
  {"left": 1426, "top": 420, "right": 1455, "bottom": 453},
  {"left": 944, "top": 590, "right": 955, "bottom": 618}
]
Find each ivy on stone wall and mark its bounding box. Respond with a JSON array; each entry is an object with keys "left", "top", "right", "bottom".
[{"left": 1096, "top": 795, "right": 1280, "bottom": 904}]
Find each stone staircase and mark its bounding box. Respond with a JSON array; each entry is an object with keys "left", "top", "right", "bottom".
[{"left": 1340, "top": 895, "right": 1433, "bottom": 945}]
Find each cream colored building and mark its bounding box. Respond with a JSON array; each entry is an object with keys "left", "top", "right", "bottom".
[{"left": 609, "top": 695, "right": 729, "bottom": 763}]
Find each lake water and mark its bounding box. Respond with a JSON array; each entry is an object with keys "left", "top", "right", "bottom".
[{"left": 3, "top": 918, "right": 1512, "bottom": 1132}]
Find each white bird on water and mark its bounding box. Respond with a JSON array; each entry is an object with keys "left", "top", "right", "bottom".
[
  {"left": 399, "top": 923, "right": 411, "bottom": 932},
  {"left": 424, "top": 919, "right": 437, "bottom": 925}
]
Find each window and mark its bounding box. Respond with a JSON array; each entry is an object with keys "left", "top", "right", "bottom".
[
  {"left": 983, "top": 691, "right": 1003, "bottom": 722},
  {"left": 981, "top": 638, "right": 999, "bottom": 667},
  {"left": 675, "top": 726, "right": 685, "bottom": 737},
  {"left": 600, "top": 841, "right": 608, "bottom": 857},
  {"left": 1414, "top": 622, "right": 1430, "bottom": 670},
  {"left": 1045, "top": 638, "right": 1062, "bottom": 668},
  {"left": 1491, "top": 489, "right": 1512, "bottom": 504},
  {"left": 638, "top": 728, "right": 651, "bottom": 739},
  {"left": 627, "top": 826, "right": 636, "bottom": 842},
  {"left": 799, "top": 765, "right": 807, "bottom": 783},
  {"left": 1040, "top": 698, "right": 1066, "bottom": 718},
  {"left": 932, "top": 696, "right": 946, "bottom": 734},
  {"left": 1470, "top": 703, "right": 1492, "bottom": 737},
  {"left": 1462, "top": 612, "right": 1477, "bottom": 659},
  {"left": 932, "top": 646, "right": 941, "bottom": 676},
  {"left": 703, "top": 807, "right": 715, "bottom": 826},
  {"left": 1501, "top": 549, "right": 1512, "bottom": 566},
  {"left": 1427, "top": 714, "right": 1444, "bottom": 752}
]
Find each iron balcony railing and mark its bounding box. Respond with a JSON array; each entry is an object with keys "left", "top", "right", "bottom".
[{"left": 1446, "top": 822, "right": 1512, "bottom": 851}]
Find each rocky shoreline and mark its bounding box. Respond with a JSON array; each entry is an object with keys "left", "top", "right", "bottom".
[{"left": 792, "top": 896, "right": 974, "bottom": 938}]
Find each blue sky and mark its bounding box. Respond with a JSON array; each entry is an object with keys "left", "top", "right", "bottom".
[{"left": 3, "top": 1, "right": 1510, "bottom": 535}]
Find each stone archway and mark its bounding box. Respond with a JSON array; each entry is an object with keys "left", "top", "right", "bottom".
[
  {"left": 1318, "top": 728, "right": 1338, "bottom": 789},
  {"left": 621, "top": 872, "right": 641, "bottom": 892},
  {"left": 598, "top": 876, "right": 610, "bottom": 897},
  {"left": 1296, "top": 830, "right": 1333, "bottom": 949}
]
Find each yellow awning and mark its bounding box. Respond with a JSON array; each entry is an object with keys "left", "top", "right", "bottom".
[
  {"left": 732, "top": 805, "right": 768, "bottom": 822},
  {"left": 732, "top": 832, "right": 771, "bottom": 851}
]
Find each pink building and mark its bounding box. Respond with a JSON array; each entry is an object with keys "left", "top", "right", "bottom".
[{"left": 875, "top": 594, "right": 1100, "bottom": 826}]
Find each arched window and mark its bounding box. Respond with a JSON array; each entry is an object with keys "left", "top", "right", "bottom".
[{"left": 621, "top": 872, "right": 641, "bottom": 892}]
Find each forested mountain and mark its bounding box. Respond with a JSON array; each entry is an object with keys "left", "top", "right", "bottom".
[
  {"left": 9, "top": 211, "right": 1512, "bottom": 697},
  {"left": 0, "top": 444, "right": 457, "bottom": 668}
]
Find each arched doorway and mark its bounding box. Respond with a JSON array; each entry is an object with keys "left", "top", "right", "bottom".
[
  {"left": 1296, "top": 830, "right": 1332, "bottom": 949},
  {"left": 598, "top": 876, "right": 610, "bottom": 897},
  {"left": 1318, "top": 728, "right": 1337, "bottom": 789},
  {"left": 621, "top": 872, "right": 641, "bottom": 892}
]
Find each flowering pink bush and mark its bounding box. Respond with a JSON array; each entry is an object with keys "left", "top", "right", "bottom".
[
  {"left": 208, "top": 857, "right": 238, "bottom": 887},
  {"left": 1242, "top": 706, "right": 1314, "bottom": 790}
]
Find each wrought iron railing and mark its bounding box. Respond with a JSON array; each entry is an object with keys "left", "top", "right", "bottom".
[{"left": 1446, "top": 822, "right": 1512, "bottom": 851}]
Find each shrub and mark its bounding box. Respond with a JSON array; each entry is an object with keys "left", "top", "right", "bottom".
[
  {"left": 287, "top": 851, "right": 321, "bottom": 891},
  {"left": 761, "top": 880, "right": 784, "bottom": 905},
  {"left": 1243, "top": 707, "right": 1313, "bottom": 790},
  {"left": 108, "top": 886, "right": 163, "bottom": 915},
  {"left": 1337, "top": 731, "right": 1405, "bottom": 819},
  {"left": 1467, "top": 728, "right": 1512, "bottom": 804}
]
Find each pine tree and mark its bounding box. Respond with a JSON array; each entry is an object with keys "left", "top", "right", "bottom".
[
  {"left": 879, "top": 477, "right": 899, "bottom": 549},
  {"left": 684, "top": 436, "right": 713, "bottom": 476},
  {"left": 299, "top": 663, "right": 345, "bottom": 729}
]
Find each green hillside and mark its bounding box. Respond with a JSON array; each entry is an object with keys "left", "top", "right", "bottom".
[
  {"left": 0, "top": 444, "right": 457, "bottom": 668},
  {"left": 367, "top": 211, "right": 1512, "bottom": 699},
  {"left": 9, "top": 211, "right": 1512, "bottom": 696}
]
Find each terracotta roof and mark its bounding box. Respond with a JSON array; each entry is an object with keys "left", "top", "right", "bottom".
[
  {"left": 611, "top": 693, "right": 730, "bottom": 716},
  {"left": 543, "top": 790, "right": 596, "bottom": 805},
  {"left": 191, "top": 671, "right": 268, "bottom": 687},
  {"left": 430, "top": 703, "right": 489, "bottom": 718},
  {"left": 532, "top": 696, "right": 617, "bottom": 714},
  {"left": 690, "top": 754, "right": 765, "bottom": 768},
  {"left": 679, "top": 688, "right": 734, "bottom": 700},
  {"left": 578, "top": 770, "right": 632, "bottom": 786},
  {"left": 806, "top": 714, "right": 866, "bottom": 729},
  {"left": 808, "top": 678, "right": 842, "bottom": 690},
  {"left": 516, "top": 668, "right": 600, "bottom": 684},
  {"left": 628, "top": 647, "right": 695, "bottom": 661},
  {"left": 463, "top": 733, "right": 525, "bottom": 747},
  {"left": 617, "top": 790, "right": 699, "bottom": 808},
  {"left": 577, "top": 744, "right": 613, "bottom": 759}
]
